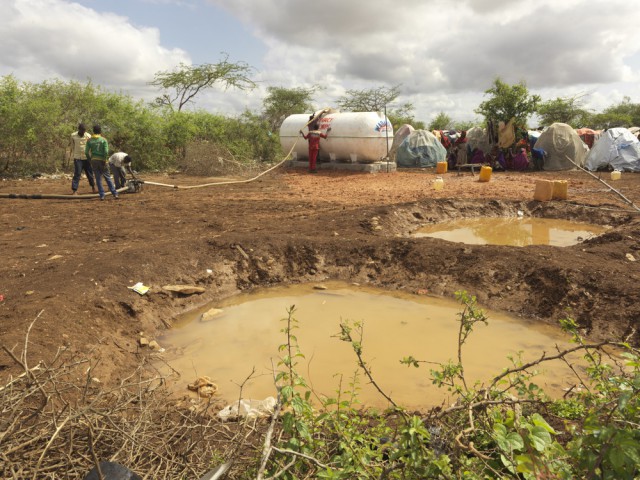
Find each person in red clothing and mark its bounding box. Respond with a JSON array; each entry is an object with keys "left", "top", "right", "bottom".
[{"left": 300, "top": 122, "right": 331, "bottom": 173}]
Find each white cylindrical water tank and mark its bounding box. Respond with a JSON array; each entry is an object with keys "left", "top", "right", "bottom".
[{"left": 280, "top": 112, "right": 393, "bottom": 164}]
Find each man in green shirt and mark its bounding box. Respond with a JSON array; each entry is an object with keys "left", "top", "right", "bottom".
[{"left": 85, "top": 125, "right": 118, "bottom": 200}]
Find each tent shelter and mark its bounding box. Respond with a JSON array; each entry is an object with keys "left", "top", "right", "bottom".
[
  {"left": 532, "top": 123, "right": 587, "bottom": 170},
  {"left": 389, "top": 124, "right": 415, "bottom": 162},
  {"left": 584, "top": 128, "right": 640, "bottom": 172},
  {"left": 466, "top": 127, "right": 491, "bottom": 155},
  {"left": 528, "top": 130, "right": 542, "bottom": 146},
  {"left": 575, "top": 128, "right": 601, "bottom": 149},
  {"left": 396, "top": 130, "right": 447, "bottom": 168}
]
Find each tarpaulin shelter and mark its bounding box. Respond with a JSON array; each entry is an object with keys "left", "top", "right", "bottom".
[
  {"left": 498, "top": 119, "right": 515, "bottom": 148},
  {"left": 528, "top": 130, "right": 542, "bottom": 150},
  {"left": 575, "top": 128, "right": 599, "bottom": 149},
  {"left": 466, "top": 126, "right": 491, "bottom": 155},
  {"left": 531, "top": 123, "right": 587, "bottom": 170},
  {"left": 389, "top": 124, "right": 415, "bottom": 162},
  {"left": 584, "top": 128, "right": 640, "bottom": 172},
  {"left": 396, "top": 130, "right": 447, "bottom": 168}
]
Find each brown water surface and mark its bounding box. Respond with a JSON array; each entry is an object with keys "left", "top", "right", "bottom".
[
  {"left": 160, "top": 282, "right": 583, "bottom": 409},
  {"left": 414, "top": 217, "right": 609, "bottom": 246}
]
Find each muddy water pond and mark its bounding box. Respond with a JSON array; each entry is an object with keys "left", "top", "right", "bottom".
[
  {"left": 414, "top": 217, "right": 609, "bottom": 246},
  {"left": 160, "top": 282, "right": 583, "bottom": 409}
]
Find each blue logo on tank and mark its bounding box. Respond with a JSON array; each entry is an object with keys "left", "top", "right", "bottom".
[{"left": 375, "top": 120, "right": 391, "bottom": 132}]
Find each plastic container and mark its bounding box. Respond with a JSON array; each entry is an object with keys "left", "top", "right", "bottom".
[
  {"left": 436, "top": 161, "right": 448, "bottom": 174},
  {"left": 280, "top": 112, "right": 393, "bottom": 164},
  {"left": 610, "top": 170, "right": 621, "bottom": 181},
  {"left": 533, "top": 179, "right": 554, "bottom": 201},
  {"left": 433, "top": 176, "right": 444, "bottom": 191},
  {"left": 552, "top": 180, "right": 568, "bottom": 200},
  {"left": 479, "top": 165, "right": 492, "bottom": 182}
]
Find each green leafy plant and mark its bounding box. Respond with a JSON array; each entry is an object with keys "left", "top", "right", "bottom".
[{"left": 255, "top": 293, "right": 638, "bottom": 479}]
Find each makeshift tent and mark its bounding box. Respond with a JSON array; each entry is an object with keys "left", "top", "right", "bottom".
[
  {"left": 528, "top": 130, "right": 542, "bottom": 151},
  {"left": 498, "top": 119, "right": 515, "bottom": 148},
  {"left": 584, "top": 128, "right": 640, "bottom": 172},
  {"left": 389, "top": 124, "right": 415, "bottom": 162},
  {"left": 396, "top": 130, "right": 447, "bottom": 168},
  {"left": 445, "top": 130, "right": 459, "bottom": 144},
  {"left": 575, "top": 128, "right": 599, "bottom": 149},
  {"left": 531, "top": 123, "right": 587, "bottom": 171},
  {"left": 466, "top": 127, "right": 491, "bottom": 155}
]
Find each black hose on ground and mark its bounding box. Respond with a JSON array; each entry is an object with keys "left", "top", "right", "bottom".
[{"left": 0, "top": 187, "right": 128, "bottom": 200}]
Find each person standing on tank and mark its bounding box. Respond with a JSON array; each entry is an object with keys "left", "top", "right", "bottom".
[
  {"left": 85, "top": 125, "right": 118, "bottom": 200},
  {"left": 300, "top": 122, "right": 331, "bottom": 173},
  {"left": 69, "top": 123, "right": 96, "bottom": 195}
]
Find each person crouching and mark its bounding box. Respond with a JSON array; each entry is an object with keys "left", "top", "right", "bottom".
[{"left": 108, "top": 152, "right": 136, "bottom": 189}]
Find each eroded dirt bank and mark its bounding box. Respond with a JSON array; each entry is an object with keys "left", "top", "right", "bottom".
[{"left": 1, "top": 169, "right": 639, "bottom": 386}]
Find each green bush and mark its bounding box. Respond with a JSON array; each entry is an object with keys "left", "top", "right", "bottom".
[
  {"left": 255, "top": 293, "right": 639, "bottom": 479},
  {"left": 0, "top": 75, "right": 283, "bottom": 176}
]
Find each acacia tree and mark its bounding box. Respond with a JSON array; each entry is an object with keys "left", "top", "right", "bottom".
[
  {"left": 337, "top": 84, "right": 400, "bottom": 112},
  {"left": 150, "top": 54, "right": 256, "bottom": 111},
  {"left": 336, "top": 84, "right": 423, "bottom": 128},
  {"left": 428, "top": 112, "right": 453, "bottom": 131},
  {"left": 588, "top": 111, "right": 633, "bottom": 130},
  {"left": 594, "top": 96, "right": 640, "bottom": 128},
  {"left": 475, "top": 78, "right": 540, "bottom": 126},
  {"left": 262, "top": 86, "right": 318, "bottom": 131},
  {"left": 537, "top": 93, "right": 591, "bottom": 127}
]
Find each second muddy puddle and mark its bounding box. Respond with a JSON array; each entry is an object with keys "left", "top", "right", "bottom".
[{"left": 413, "top": 217, "right": 609, "bottom": 246}]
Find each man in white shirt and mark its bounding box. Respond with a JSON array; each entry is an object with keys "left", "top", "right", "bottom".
[
  {"left": 69, "top": 123, "right": 96, "bottom": 194},
  {"left": 108, "top": 152, "right": 136, "bottom": 189}
]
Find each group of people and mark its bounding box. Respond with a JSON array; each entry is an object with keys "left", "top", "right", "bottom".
[
  {"left": 70, "top": 123, "right": 136, "bottom": 200},
  {"left": 438, "top": 128, "right": 532, "bottom": 172}
]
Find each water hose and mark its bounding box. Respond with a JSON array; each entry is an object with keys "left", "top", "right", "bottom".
[
  {"left": 0, "top": 187, "right": 128, "bottom": 200},
  {"left": 142, "top": 108, "right": 332, "bottom": 190},
  {"left": 0, "top": 108, "right": 333, "bottom": 198},
  {"left": 142, "top": 155, "right": 291, "bottom": 190}
]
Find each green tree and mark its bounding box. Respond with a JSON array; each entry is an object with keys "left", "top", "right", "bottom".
[
  {"left": 454, "top": 120, "right": 477, "bottom": 131},
  {"left": 336, "top": 84, "right": 422, "bottom": 128},
  {"left": 150, "top": 54, "right": 256, "bottom": 111},
  {"left": 262, "top": 86, "right": 318, "bottom": 132},
  {"left": 588, "top": 111, "right": 633, "bottom": 130},
  {"left": 475, "top": 78, "right": 540, "bottom": 126},
  {"left": 428, "top": 112, "right": 453, "bottom": 131},
  {"left": 591, "top": 96, "right": 640, "bottom": 128},
  {"left": 537, "top": 94, "right": 591, "bottom": 127},
  {"left": 391, "top": 112, "right": 425, "bottom": 130},
  {"left": 0, "top": 75, "right": 25, "bottom": 171},
  {"left": 337, "top": 84, "right": 401, "bottom": 112}
]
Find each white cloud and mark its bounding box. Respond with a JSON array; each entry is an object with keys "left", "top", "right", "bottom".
[
  {"left": 1, "top": 0, "right": 639, "bottom": 125},
  {"left": 209, "top": 0, "right": 640, "bottom": 122},
  {"left": 0, "top": 0, "right": 190, "bottom": 97}
]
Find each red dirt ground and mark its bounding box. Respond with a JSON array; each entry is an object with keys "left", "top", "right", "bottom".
[{"left": 1, "top": 168, "right": 639, "bottom": 389}]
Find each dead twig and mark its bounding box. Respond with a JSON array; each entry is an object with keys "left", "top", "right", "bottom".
[{"left": 0, "top": 315, "right": 254, "bottom": 480}]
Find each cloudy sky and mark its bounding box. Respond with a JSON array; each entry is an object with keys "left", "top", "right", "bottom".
[{"left": 2, "top": 0, "right": 640, "bottom": 125}]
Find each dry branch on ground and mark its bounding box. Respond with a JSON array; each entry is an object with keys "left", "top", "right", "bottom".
[{"left": 0, "top": 315, "right": 266, "bottom": 479}]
